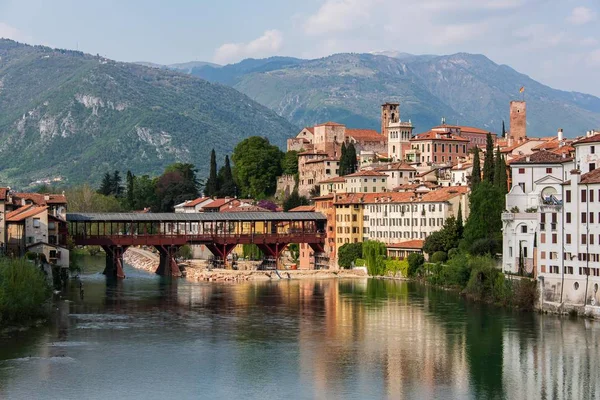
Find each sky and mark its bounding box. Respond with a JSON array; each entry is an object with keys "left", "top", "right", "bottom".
[{"left": 0, "top": 0, "right": 599, "bottom": 95}]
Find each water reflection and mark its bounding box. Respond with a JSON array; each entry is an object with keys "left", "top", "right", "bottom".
[{"left": 0, "top": 265, "right": 598, "bottom": 399}]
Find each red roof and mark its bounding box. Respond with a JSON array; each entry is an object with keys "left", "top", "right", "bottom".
[
  {"left": 374, "top": 162, "right": 416, "bottom": 172},
  {"left": 12, "top": 192, "right": 67, "bottom": 205},
  {"left": 221, "top": 205, "right": 271, "bottom": 213},
  {"left": 202, "top": 198, "right": 234, "bottom": 209},
  {"left": 305, "top": 157, "right": 339, "bottom": 164},
  {"left": 579, "top": 168, "right": 600, "bottom": 184},
  {"left": 346, "top": 128, "right": 383, "bottom": 141},
  {"left": 387, "top": 240, "right": 424, "bottom": 250},
  {"left": 288, "top": 205, "right": 315, "bottom": 212},
  {"left": 411, "top": 131, "right": 469, "bottom": 142},
  {"left": 316, "top": 121, "right": 344, "bottom": 127},
  {"left": 509, "top": 150, "right": 572, "bottom": 165},
  {"left": 6, "top": 205, "right": 48, "bottom": 222},
  {"left": 0, "top": 187, "right": 7, "bottom": 201},
  {"left": 319, "top": 176, "right": 346, "bottom": 184},
  {"left": 572, "top": 133, "right": 600, "bottom": 145},
  {"left": 183, "top": 197, "right": 211, "bottom": 207}
]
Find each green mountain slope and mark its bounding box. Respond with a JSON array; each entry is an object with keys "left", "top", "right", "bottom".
[
  {"left": 191, "top": 53, "right": 600, "bottom": 136},
  {"left": 0, "top": 40, "right": 297, "bottom": 187}
]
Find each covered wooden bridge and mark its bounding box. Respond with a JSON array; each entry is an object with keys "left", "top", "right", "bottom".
[{"left": 67, "top": 212, "right": 327, "bottom": 278}]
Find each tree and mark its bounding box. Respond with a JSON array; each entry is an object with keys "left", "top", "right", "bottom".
[
  {"left": 218, "top": 155, "right": 237, "bottom": 197},
  {"left": 363, "top": 240, "right": 387, "bottom": 276},
  {"left": 495, "top": 150, "right": 508, "bottom": 199},
  {"left": 283, "top": 189, "right": 309, "bottom": 211},
  {"left": 407, "top": 253, "right": 425, "bottom": 277},
  {"left": 204, "top": 149, "right": 219, "bottom": 197},
  {"left": 66, "top": 184, "right": 123, "bottom": 212},
  {"left": 347, "top": 142, "right": 358, "bottom": 174},
  {"left": 483, "top": 133, "right": 495, "bottom": 183},
  {"left": 338, "top": 242, "right": 363, "bottom": 268},
  {"left": 112, "top": 170, "right": 123, "bottom": 197},
  {"left": 155, "top": 164, "right": 200, "bottom": 212},
  {"left": 288, "top": 243, "right": 300, "bottom": 262},
  {"left": 462, "top": 181, "right": 503, "bottom": 253},
  {"left": 126, "top": 170, "right": 135, "bottom": 209},
  {"left": 257, "top": 199, "right": 278, "bottom": 212},
  {"left": 232, "top": 137, "right": 283, "bottom": 199},
  {"left": 501, "top": 120, "right": 506, "bottom": 138},
  {"left": 132, "top": 175, "right": 157, "bottom": 210},
  {"left": 471, "top": 147, "right": 481, "bottom": 189},
  {"left": 98, "top": 172, "right": 113, "bottom": 196},
  {"left": 309, "top": 185, "right": 320, "bottom": 198},
  {"left": 457, "top": 202, "right": 464, "bottom": 238},
  {"left": 422, "top": 216, "right": 460, "bottom": 255},
  {"left": 281, "top": 151, "right": 299, "bottom": 176},
  {"left": 339, "top": 142, "right": 348, "bottom": 176}
]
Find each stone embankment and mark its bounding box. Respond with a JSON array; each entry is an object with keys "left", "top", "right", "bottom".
[{"left": 123, "top": 247, "right": 367, "bottom": 282}]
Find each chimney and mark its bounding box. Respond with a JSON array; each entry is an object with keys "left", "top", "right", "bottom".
[
  {"left": 558, "top": 128, "right": 563, "bottom": 142},
  {"left": 526, "top": 156, "right": 530, "bottom": 162}
]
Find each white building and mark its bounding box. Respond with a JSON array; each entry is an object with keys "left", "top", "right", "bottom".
[
  {"left": 364, "top": 186, "right": 469, "bottom": 243},
  {"left": 502, "top": 150, "right": 573, "bottom": 275},
  {"left": 373, "top": 162, "right": 417, "bottom": 190},
  {"left": 174, "top": 197, "right": 213, "bottom": 213},
  {"left": 345, "top": 170, "right": 388, "bottom": 193}
]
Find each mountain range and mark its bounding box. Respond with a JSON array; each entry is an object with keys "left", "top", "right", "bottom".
[
  {"left": 188, "top": 52, "right": 600, "bottom": 136},
  {"left": 0, "top": 39, "right": 296, "bottom": 188}
]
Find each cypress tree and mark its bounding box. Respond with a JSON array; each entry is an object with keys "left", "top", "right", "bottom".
[
  {"left": 498, "top": 154, "right": 508, "bottom": 199},
  {"left": 456, "top": 202, "right": 464, "bottom": 238},
  {"left": 218, "top": 155, "right": 237, "bottom": 197},
  {"left": 99, "top": 172, "right": 113, "bottom": 196},
  {"left": 483, "top": 133, "right": 495, "bottom": 183},
  {"left": 126, "top": 170, "right": 135, "bottom": 209},
  {"left": 347, "top": 142, "right": 358, "bottom": 174},
  {"left": 501, "top": 120, "right": 506, "bottom": 138},
  {"left": 112, "top": 170, "right": 122, "bottom": 197},
  {"left": 339, "top": 142, "right": 348, "bottom": 176},
  {"left": 204, "top": 149, "right": 219, "bottom": 197},
  {"left": 471, "top": 148, "right": 481, "bottom": 189}
]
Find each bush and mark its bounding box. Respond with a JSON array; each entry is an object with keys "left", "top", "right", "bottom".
[
  {"left": 407, "top": 253, "right": 425, "bottom": 277},
  {"left": 0, "top": 258, "right": 51, "bottom": 324},
  {"left": 354, "top": 258, "right": 366, "bottom": 267},
  {"left": 177, "top": 245, "right": 193, "bottom": 260},
  {"left": 469, "top": 238, "right": 499, "bottom": 256},
  {"left": 511, "top": 279, "right": 538, "bottom": 310},
  {"left": 447, "top": 248, "right": 459, "bottom": 260},
  {"left": 430, "top": 251, "right": 448, "bottom": 263},
  {"left": 384, "top": 259, "right": 409, "bottom": 277},
  {"left": 338, "top": 242, "right": 363, "bottom": 269},
  {"left": 87, "top": 246, "right": 102, "bottom": 256}
]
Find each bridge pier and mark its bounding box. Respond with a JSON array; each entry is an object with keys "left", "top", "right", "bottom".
[
  {"left": 155, "top": 245, "right": 182, "bottom": 277},
  {"left": 205, "top": 243, "right": 237, "bottom": 269},
  {"left": 256, "top": 243, "right": 287, "bottom": 270},
  {"left": 102, "top": 245, "right": 128, "bottom": 279}
]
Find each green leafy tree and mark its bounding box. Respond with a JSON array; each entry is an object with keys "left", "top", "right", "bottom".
[
  {"left": 283, "top": 189, "right": 309, "bottom": 211},
  {"left": 363, "top": 240, "right": 387, "bottom": 276},
  {"left": 471, "top": 148, "right": 481, "bottom": 189},
  {"left": 155, "top": 164, "right": 200, "bottom": 212},
  {"left": 204, "top": 149, "right": 219, "bottom": 197},
  {"left": 218, "top": 155, "right": 237, "bottom": 197},
  {"left": 232, "top": 137, "right": 283, "bottom": 199},
  {"left": 338, "top": 242, "right": 363, "bottom": 268},
  {"left": 132, "top": 175, "right": 157, "bottom": 210},
  {"left": 281, "top": 151, "right": 299, "bottom": 176},
  {"left": 483, "top": 133, "right": 495, "bottom": 183},
  {"left": 288, "top": 243, "right": 300, "bottom": 262},
  {"left": 407, "top": 253, "right": 425, "bottom": 277},
  {"left": 66, "top": 184, "right": 123, "bottom": 212}
]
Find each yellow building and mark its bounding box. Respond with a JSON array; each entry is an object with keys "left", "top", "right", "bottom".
[{"left": 334, "top": 193, "right": 367, "bottom": 253}]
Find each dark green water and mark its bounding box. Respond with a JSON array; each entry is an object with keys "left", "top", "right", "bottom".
[{"left": 0, "top": 258, "right": 599, "bottom": 400}]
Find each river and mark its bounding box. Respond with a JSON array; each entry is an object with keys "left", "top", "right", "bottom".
[{"left": 0, "top": 258, "right": 599, "bottom": 399}]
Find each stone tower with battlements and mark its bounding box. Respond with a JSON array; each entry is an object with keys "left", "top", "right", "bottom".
[{"left": 509, "top": 101, "right": 526, "bottom": 141}]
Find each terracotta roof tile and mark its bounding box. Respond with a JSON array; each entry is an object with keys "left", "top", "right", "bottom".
[
  {"left": 12, "top": 192, "right": 67, "bottom": 205},
  {"left": 346, "top": 129, "right": 383, "bottom": 141},
  {"left": 221, "top": 205, "right": 271, "bottom": 213},
  {"left": 345, "top": 170, "right": 387, "bottom": 178},
  {"left": 580, "top": 168, "right": 600, "bottom": 184},
  {"left": 387, "top": 240, "right": 424, "bottom": 250},
  {"left": 411, "top": 130, "right": 469, "bottom": 142},
  {"left": 573, "top": 133, "right": 600, "bottom": 145},
  {"left": 6, "top": 205, "right": 48, "bottom": 222},
  {"left": 183, "top": 197, "right": 212, "bottom": 207},
  {"left": 316, "top": 121, "right": 344, "bottom": 127},
  {"left": 319, "top": 176, "right": 346, "bottom": 184},
  {"left": 509, "top": 150, "right": 572, "bottom": 164},
  {"left": 288, "top": 205, "right": 316, "bottom": 212},
  {"left": 201, "top": 198, "right": 234, "bottom": 209},
  {"left": 0, "top": 187, "right": 7, "bottom": 201}
]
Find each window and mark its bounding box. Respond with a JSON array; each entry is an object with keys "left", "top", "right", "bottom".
[
  {"left": 552, "top": 234, "right": 557, "bottom": 244},
  {"left": 592, "top": 146, "right": 596, "bottom": 154},
  {"left": 591, "top": 235, "right": 595, "bottom": 245},
  {"left": 523, "top": 246, "right": 528, "bottom": 258},
  {"left": 582, "top": 189, "right": 587, "bottom": 202},
  {"left": 591, "top": 190, "right": 595, "bottom": 203},
  {"left": 566, "top": 212, "right": 571, "bottom": 223},
  {"left": 521, "top": 225, "right": 527, "bottom": 233},
  {"left": 33, "top": 218, "right": 40, "bottom": 228},
  {"left": 591, "top": 213, "right": 595, "bottom": 224},
  {"left": 546, "top": 168, "right": 552, "bottom": 174},
  {"left": 518, "top": 168, "right": 525, "bottom": 174},
  {"left": 566, "top": 234, "right": 572, "bottom": 244},
  {"left": 582, "top": 234, "right": 587, "bottom": 245},
  {"left": 566, "top": 190, "right": 571, "bottom": 203},
  {"left": 541, "top": 233, "right": 546, "bottom": 243},
  {"left": 590, "top": 163, "right": 596, "bottom": 172},
  {"left": 541, "top": 251, "right": 546, "bottom": 259},
  {"left": 582, "top": 212, "right": 587, "bottom": 223}
]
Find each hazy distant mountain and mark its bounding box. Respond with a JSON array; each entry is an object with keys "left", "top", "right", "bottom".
[
  {"left": 135, "top": 60, "right": 221, "bottom": 73},
  {"left": 0, "top": 40, "right": 296, "bottom": 187},
  {"left": 189, "top": 52, "right": 600, "bottom": 137}
]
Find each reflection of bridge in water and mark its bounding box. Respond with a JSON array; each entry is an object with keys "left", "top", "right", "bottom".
[{"left": 67, "top": 212, "right": 327, "bottom": 278}]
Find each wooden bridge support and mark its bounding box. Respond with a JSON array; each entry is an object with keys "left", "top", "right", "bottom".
[
  {"left": 102, "top": 245, "right": 128, "bottom": 279},
  {"left": 256, "top": 243, "right": 287, "bottom": 270},
  {"left": 155, "top": 245, "right": 182, "bottom": 277},
  {"left": 205, "top": 243, "right": 237, "bottom": 269}
]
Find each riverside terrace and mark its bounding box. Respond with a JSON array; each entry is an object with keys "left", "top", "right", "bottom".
[{"left": 67, "top": 212, "right": 327, "bottom": 278}]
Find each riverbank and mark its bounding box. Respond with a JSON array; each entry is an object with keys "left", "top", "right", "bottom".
[{"left": 123, "top": 247, "right": 367, "bottom": 282}]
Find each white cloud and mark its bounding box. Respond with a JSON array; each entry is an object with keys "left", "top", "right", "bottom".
[
  {"left": 303, "top": 0, "right": 381, "bottom": 36},
  {"left": 0, "top": 22, "right": 27, "bottom": 42},
  {"left": 567, "top": 6, "right": 596, "bottom": 25},
  {"left": 428, "top": 22, "right": 491, "bottom": 46},
  {"left": 213, "top": 30, "right": 284, "bottom": 64}
]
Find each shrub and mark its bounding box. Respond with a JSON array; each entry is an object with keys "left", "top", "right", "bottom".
[
  {"left": 447, "top": 248, "right": 459, "bottom": 260},
  {"left": 511, "top": 278, "right": 538, "bottom": 310},
  {"left": 431, "top": 251, "right": 448, "bottom": 263},
  {"left": 385, "top": 259, "right": 409, "bottom": 277},
  {"left": 0, "top": 258, "right": 51, "bottom": 324},
  {"left": 469, "top": 238, "right": 499, "bottom": 256},
  {"left": 407, "top": 253, "right": 425, "bottom": 277},
  {"left": 177, "top": 245, "right": 193, "bottom": 260},
  {"left": 354, "top": 258, "right": 366, "bottom": 267},
  {"left": 87, "top": 246, "right": 102, "bottom": 256},
  {"left": 338, "top": 242, "right": 363, "bottom": 269}
]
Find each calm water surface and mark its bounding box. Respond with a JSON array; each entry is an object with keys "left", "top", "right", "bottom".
[{"left": 0, "top": 258, "right": 599, "bottom": 400}]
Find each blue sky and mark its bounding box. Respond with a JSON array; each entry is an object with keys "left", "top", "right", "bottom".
[{"left": 1, "top": 0, "right": 599, "bottom": 95}]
